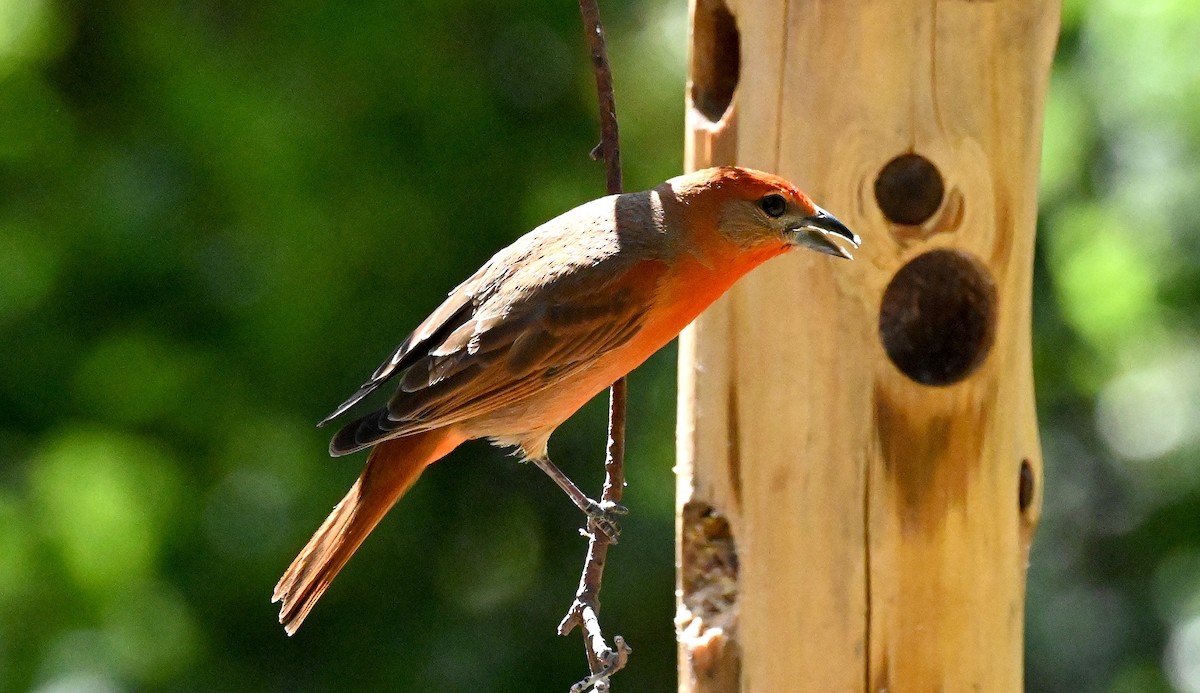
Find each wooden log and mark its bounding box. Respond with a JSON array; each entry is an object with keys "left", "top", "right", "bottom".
[{"left": 676, "top": 0, "right": 1060, "bottom": 690}]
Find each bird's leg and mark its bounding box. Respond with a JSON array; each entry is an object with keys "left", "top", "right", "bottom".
[{"left": 532, "top": 457, "right": 628, "bottom": 542}]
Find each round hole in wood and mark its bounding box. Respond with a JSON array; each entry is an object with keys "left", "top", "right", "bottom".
[
  {"left": 878, "top": 249, "right": 997, "bottom": 386},
  {"left": 690, "top": 0, "right": 739, "bottom": 123},
  {"left": 875, "top": 153, "right": 945, "bottom": 225}
]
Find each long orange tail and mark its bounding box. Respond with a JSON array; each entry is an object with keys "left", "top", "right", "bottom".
[{"left": 273, "top": 429, "right": 463, "bottom": 634}]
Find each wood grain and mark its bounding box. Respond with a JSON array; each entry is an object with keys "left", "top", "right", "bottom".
[{"left": 677, "top": 0, "right": 1060, "bottom": 690}]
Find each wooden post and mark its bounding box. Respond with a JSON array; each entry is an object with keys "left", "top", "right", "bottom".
[{"left": 676, "top": 1, "right": 1060, "bottom": 691}]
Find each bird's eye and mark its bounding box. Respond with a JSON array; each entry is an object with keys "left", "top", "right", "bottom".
[{"left": 759, "top": 194, "right": 787, "bottom": 218}]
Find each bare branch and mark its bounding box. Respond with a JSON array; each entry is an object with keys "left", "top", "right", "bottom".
[
  {"left": 559, "top": 1, "right": 627, "bottom": 689},
  {"left": 559, "top": 371, "right": 629, "bottom": 691},
  {"left": 579, "top": 0, "right": 622, "bottom": 197}
]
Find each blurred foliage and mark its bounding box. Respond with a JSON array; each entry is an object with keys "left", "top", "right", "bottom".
[
  {"left": 0, "top": 0, "right": 1195, "bottom": 691},
  {"left": 1030, "top": 1, "right": 1200, "bottom": 691}
]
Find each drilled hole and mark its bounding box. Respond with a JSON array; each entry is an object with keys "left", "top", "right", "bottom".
[
  {"left": 691, "top": 0, "right": 739, "bottom": 123},
  {"left": 875, "top": 153, "right": 945, "bottom": 225},
  {"left": 679, "top": 501, "right": 741, "bottom": 683},
  {"left": 680, "top": 502, "right": 739, "bottom": 607},
  {"left": 1018, "top": 459, "right": 1035, "bottom": 513},
  {"left": 878, "top": 249, "right": 997, "bottom": 386}
]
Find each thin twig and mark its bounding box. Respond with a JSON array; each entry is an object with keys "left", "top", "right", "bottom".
[
  {"left": 559, "top": 385, "right": 631, "bottom": 692},
  {"left": 580, "top": 0, "right": 622, "bottom": 197},
  {"left": 559, "top": 1, "right": 629, "bottom": 690}
]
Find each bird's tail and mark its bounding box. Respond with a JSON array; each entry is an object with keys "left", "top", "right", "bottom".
[{"left": 272, "top": 429, "right": 462, "bottom": 634}]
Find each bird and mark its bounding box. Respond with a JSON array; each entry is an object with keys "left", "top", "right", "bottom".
[{"left": 273, "top": 166, "right": 859, "bottom": 634}]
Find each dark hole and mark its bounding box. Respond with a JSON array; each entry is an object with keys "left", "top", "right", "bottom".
[
  {"left": 875, "top": 153, "right": 945, "bottom": 225},
  {"left": 878, "top": 249, "right": 997, "bottom": 386},
  {"left": 1018, "top": 459, "right": 1035, "bottom": 513},
  {"left": 691, "top": 0, "right": 739, "bottom": 123}
]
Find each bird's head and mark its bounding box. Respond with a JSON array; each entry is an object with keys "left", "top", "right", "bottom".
[{"left": 670, "top": 166, "right": 861, "bottom": 260}]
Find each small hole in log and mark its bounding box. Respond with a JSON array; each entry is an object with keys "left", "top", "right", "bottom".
[
  {"left": 691, "top": 0, "right": 739, "bottom": 123},
  {"left": 875, "top": 153, "right": 945, "bottom": 225},
  {"left": 1018, "top": 459, "right": 1035, "bottom": 513},
  {"left": 679, "top": 501, "right": 740, "bottom": 683},
  {"left": 878, "top": 249, "right": 997, "bottom": 386}
]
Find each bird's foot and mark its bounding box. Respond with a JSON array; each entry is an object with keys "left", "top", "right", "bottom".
[
  {"left": 569, "top": 636, "right": 630, "bottom": 693},
  {"left": 582, "top": 499, "right": 628, "bottom": 543}
]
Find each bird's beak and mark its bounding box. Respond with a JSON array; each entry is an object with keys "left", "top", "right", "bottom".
[{"left": 787, "top": 208, "right": 861, "bottom": 260}]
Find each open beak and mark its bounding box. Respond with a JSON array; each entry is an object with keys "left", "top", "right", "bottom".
[{"left": 788, "top": 208, "right": 861, "bottom": 260}]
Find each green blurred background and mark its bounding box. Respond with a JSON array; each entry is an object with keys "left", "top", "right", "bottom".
[{"left": 0, "top": 0, "right": 1197, "bottom": 691}]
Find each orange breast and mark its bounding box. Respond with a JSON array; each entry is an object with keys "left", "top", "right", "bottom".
[{"left": 585, "top": 242, "right": 787, "bottom": 394}]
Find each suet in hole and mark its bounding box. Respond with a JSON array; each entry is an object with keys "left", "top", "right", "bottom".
[
  {"left": 875, "top": 153, "right": 945, "bottom": 225},
  {"left": 878, "top": 249, "right": 996, "bottom": 386}
]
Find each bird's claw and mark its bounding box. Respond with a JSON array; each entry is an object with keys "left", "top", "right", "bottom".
[
  {"left": 582, "top": 499, "right": 627, "bottom": 543},
  {"left": 568, "top": 636, "right": 631, "bottom": 693}
]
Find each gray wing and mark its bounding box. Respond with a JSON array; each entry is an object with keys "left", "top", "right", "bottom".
[
  {"left": 328, "top": 258, "right": 662, "bottom": 456},
  {"left": 317, "top": 270, "right": 486, "bottom": 428}
]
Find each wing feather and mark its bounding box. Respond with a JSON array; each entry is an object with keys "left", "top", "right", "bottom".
[
  {"left": 317, "top": 271, "right": 486, "bottom": 427},
  {"left": 389, "top": 288, "right": 643, "bottom": 433},
  {"left": 329, "top": 259, "right": 662, "bottom": 455},
  {"left": 326, "top": 189, "right": 671, "bottom": 454}
]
